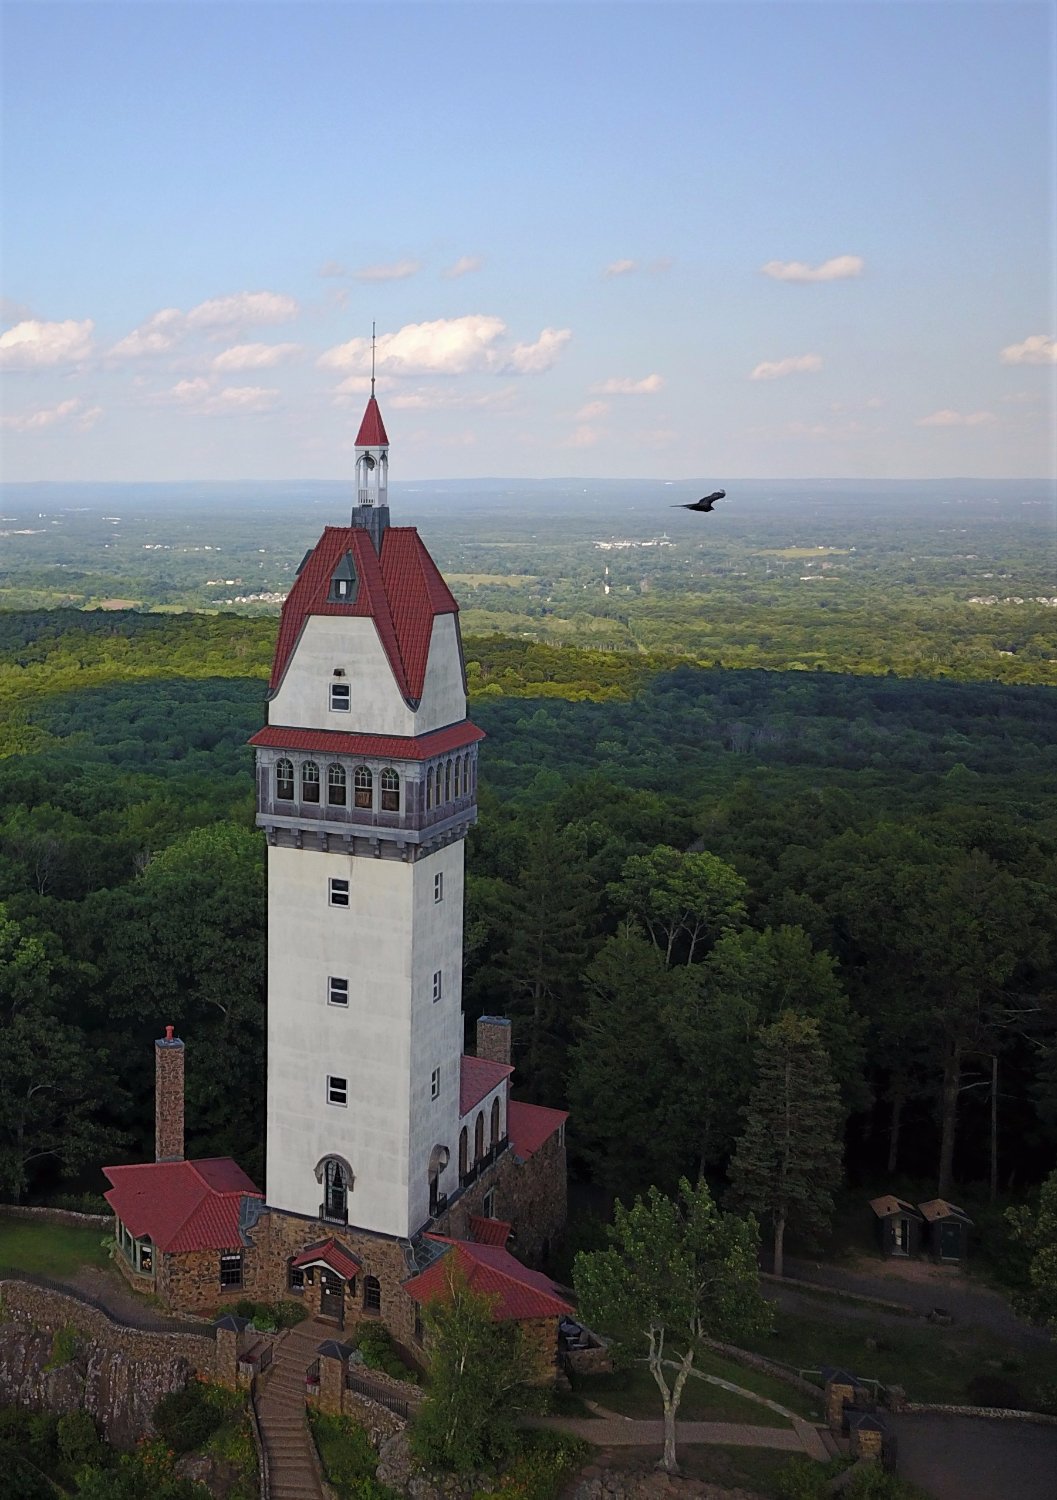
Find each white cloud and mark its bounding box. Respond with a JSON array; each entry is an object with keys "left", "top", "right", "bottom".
[
  {"left": 332, "top": 374, "right": 397, "bottom": 397},
  {"left": 1, "top": 396, "right": 101, "bottom": 432},
  {"left": 589, "top": 373, "right": 664, "bottom": 395},
  {"left": 1000, "top": 334, "right": 1056, "bottom": 365},
  {"left": 762, "top": 255, "right": 864, "bottom": 283},
  {"left": 168, "top": 377, "right": 212, "bottom": 403},
  {"left": 750, "top": 354, "right": 823, "bottom": 380},
  {"left": 916, "top": 409, "right": 997, "bottom": 427},
  {"left": 110, "top": 308, "right": 183, "bottom": 358},
  {"left": 564, "top": 424, "right": 604, "bottom": 448},
  {"left": 443, "top": 256, "right": 483, "bottom": 279},
  {"left": 353, "top": 259, "right": 421, "bottom": 283},
  {"left": 0, "top": 318, "right": 94, "bottom": 369},
  {"left": 576, "top": 400, "right": 609, "bottom": 421},
  {"left": 388, "top": 385, "right": 516, "bottom": 412},
  {"left": 186, "top": 291, "right": 298, "bottom": 329},
  {"left": 208, "top": 385, "right": 279, "bottom": 412},
  {"left": 211, "top": 342, "right": 300, "bottom": 371},
  {"left": 604, "top": 259, "right": 638, "bottom": 278},
  {"left": 319, "top": 261, "right": 347, "bottom": 278},
  {"left": 321, "top": 315, "right": 570, "bottom": 378}
]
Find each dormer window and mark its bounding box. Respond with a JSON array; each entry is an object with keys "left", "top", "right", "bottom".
[{"left": 328, "top": 553, "right": 359, "bottom": 604}]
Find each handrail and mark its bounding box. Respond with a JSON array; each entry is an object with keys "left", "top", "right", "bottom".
[{"left": 248, "top": 1373, "right": 271, "bottom": 1500}]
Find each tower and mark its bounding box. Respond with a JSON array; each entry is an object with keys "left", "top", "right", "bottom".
[{"left": 250, "top": 391, "right": 483, "bottom": 1241}]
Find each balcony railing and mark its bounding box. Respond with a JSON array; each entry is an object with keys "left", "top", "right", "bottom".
[
  {"left": 319, "top": 1203, "right": 348, "bottom": 1227},
  {"left": 458, "top": 1136, "right": 510, "bottom": 1190}
]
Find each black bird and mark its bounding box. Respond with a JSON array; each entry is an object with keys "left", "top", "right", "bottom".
[{"left": 674, "top": 489, "right": 726, "bottom": 512}]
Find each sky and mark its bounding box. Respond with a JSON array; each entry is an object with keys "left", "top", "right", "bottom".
[{"left": 1, "top": 0, "right": 1055, "bottom": 483}]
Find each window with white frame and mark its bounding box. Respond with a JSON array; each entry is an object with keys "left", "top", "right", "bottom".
[
  {"left": 329, "top": 878, "right": 349, "bottom": 907},
  {"left": 431, "top": 1067, "right": 440, "bottom": 1100},
  {"left": 330, "top": 682, "right": 351, "bottom": 711},
  {"left": 302, "top": 760, "right": 321, "bottom": 804},
  {"left": 328, "top": 976, "right": 349, "bottom": 1007},
  {"left": 328, "top": 764, "right": 347, "bottom": 806},
  {"left": 275, "top": 758, "right": 295, "bottom": 800},
  {"left": 483, "top": 1187, "right": 497, "bottom": 1219},
  {"left": 219, "top": 1252, "right": 243, "bottom": 1287},
  {"left": 380, "top": 766, "right": 400, "bottom": 812},
  {"left": 327, "top": 1075, "right": 348, "bottom": 1106},
  {"left": 434, "top": 872, "right": 443, "bottom": 903},
  {"left": 432, "top": 969, "right": 442, "bottom": 1003}
]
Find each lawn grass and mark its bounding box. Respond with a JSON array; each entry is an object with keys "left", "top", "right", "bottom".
[
  {"left": 693, "top": 1347, "right": 823, "bottom": 1420},
  {"left": 645, "top": 1444, "right": 795, "bottom": 1499},
  {"left": 570, "top": 1363, "right": 796, "bottom": 1428},
  {"left": 0, "top": 1216, "right": 110, "bottom": 1277}
]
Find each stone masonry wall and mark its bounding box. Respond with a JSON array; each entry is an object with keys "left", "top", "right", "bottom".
[{"left": 442, "top": 1133, "right": 567, "bottom": 1267}]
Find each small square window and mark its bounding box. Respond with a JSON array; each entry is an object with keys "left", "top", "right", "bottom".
[
  {"left": 328, "top": 1076, "right": 348, "bottom": 1106},
  {"left": 219, "top": 1252, "right": 243, "bottom": 1288},
  {"left": 434, "top": 872, "right": 444, "bottom": 903},
  {"left": 329, "top": 878, "right": 350, "bottom": 907},
  {"left": 330, "top": 682, "right": 351, "bottom": 711},
  {"left": 431, "top": 1067, "right": 440, "bottom": 1100},
  {"left": 432, "top": 969, "right": 442, "bottom": 1003},
  {"left": 328, "top": 976, "right": 349, "bottom": 1007}
]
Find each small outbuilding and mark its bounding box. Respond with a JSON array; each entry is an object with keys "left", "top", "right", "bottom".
[
  {"left": 918, "top": 1199, "right": 973, "bottom": 1263},
  {"left": 869, "top": 1195, "right": 924, "bottom": 1258}
]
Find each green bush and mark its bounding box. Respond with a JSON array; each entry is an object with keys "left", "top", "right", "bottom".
[
  {"left": 275, "top": 1299, "right": 306, "bottom": 1329},
  {"left": 57, "top": 1409, "right": 102, "bottom": 1469},
  {"left": 474, "top": 1432, "right": 588, "bottom": 1500},
  {"left": 309, "top": 1410, "right": 396, "bottom": 1500},
  {"left": 45, "top": 1324, "right": 80, "bottom": 1369},
  {"left": 153, "top": 1382, "right": 226, "bottom": 1454},
  {"left": 776, "top": 1456, "right": 850, "bottom": 1500},
  {"left": 355, "top": 1322, "right": 416, "bottom": 1382}
]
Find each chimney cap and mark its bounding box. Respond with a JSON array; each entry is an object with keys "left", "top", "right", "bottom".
[{"left": 156, "top": 1025, "right": 184, "bottom": 1048}]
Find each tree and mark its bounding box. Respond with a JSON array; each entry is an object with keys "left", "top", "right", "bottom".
[
  {"left": 410, "top": 1261, "right": 543, "bottom": 1474},
  {"left": 573, "top": 1178, "right": 770, "bottom": 1473},
  {"left": 608, "top": 844, "right": 746, "bottom": 966},
  {"left": 1006, "top": 1170, "right": 1057, "bottom": 1331},
  {"left": 729, "top": 1013, "right": 844, "bottom": 1277}
]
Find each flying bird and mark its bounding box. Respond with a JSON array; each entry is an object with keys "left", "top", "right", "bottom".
[{"left": 674, "top": 489, "right": 726, "bottom": 512}]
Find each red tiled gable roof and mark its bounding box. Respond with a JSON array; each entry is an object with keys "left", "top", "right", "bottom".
[
  {"left": 248, "top": 721, "right": 485, "bottom": 763},
  {"left": 355, "top": 396, "right": 389, "bottom": 448},
  {"left": 290, "top": 1239, "right": 362, "bottom": 1280},
  {"left": 404, "top": 1238, "right": 573, "bottom": 1321},
  {"left": 102, "top": 1157, "right": 261, "bottom": 1254},
  {"left": 268, "top": 526, "right": 459, "bottom": 702},
  {"left": 460, "top": 1054, "right": 514, "bottom": 1116},
  {"left": 468, "top": 1215, "right": 512, "bottom": 1247},
  {"left": 508, "top": 1101, "right": 568, "bottom": 1159}
]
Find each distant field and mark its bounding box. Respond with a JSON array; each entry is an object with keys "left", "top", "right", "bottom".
[
  {"left": 757, "top": 546, "right": 850, "bottom": 558},
  {"left": 447, "top": 572, "right": 540, "bottom": 586}
]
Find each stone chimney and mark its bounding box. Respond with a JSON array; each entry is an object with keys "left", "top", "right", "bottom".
[
  {"left": 155, "top": 1025, "right": 185, "bottom": 1163},
  {"left": 476, "top": 1015, "right": 512, "bottom": 1067}
]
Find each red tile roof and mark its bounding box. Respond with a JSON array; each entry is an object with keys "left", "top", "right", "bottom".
[
  {"left": 290, "top": 1238, "right": 362, "bottom": 1280},
  {"left": 508, "top": 1101, "right": 568, "bottom": 1159},
  {"left": 460, "top": 1054, "right": 514, "bottom": 1115},
  {"left": 268, "top": 525, "right": 459, "bottom": 703},
  {"left": 468, "top": 1215, "right": 512, "bottom": 1247},
  {"left": 102, "top": 1158, "right": 261, "bottom": 1254},
  {"left": 249, "top": 721, "right": 485, "bottom": 762},
  {"left": 355, "top": 396, "right": 389, "bottom": 447},
  {"left": 404, "top": 1238, "right": 573, "bottom": 1321}
]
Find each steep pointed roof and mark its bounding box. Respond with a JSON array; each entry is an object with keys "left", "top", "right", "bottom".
[
  {"left": 266, "top": 525, "right": 460, "bottom": 704},
  {"left": 355, "top": 395, "right": 389, "bottom": 448}
]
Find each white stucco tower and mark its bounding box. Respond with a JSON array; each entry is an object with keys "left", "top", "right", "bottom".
[{"left": 251, "top": 394, "right": 484, "bottom": 1241}]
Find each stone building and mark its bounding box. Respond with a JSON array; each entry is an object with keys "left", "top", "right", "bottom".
[{"left": 102, "top": 385, "right": 569, "bottom": 1362}]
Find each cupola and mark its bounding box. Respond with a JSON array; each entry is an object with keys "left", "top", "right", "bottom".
[{"left": 351, "top": 330, "right": 390, "bottom": 550}]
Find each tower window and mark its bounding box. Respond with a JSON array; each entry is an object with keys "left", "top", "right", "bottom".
[
  {"left": 328, "top": 976, "right": 349, "bottom": 1007},
  {"left": 219, "top": 1252, "right": 243, "bottom": 1288},
  {"left": 330, "top": 682, "right": 351, "bottom": 711},
  {"left": 454, "top": 757, "right": 461, "bottom": 798},
  {"left": 432, "top": 970, "right": 442, "bottom": 1003},
  {"left": 474, "top": 1111, "right": 485, "bottom": 1163},
  {"left": 327, "top": 764, "right": 347, "bottom": 806},
  {"left": 431, "top": 1067, "right": 440, "bottom": 1100},
  {"left": 434, "top": 872, "right": 443, "bottom": 903},
  {"left": 444, "top": 760, "right": 452, "bottom": 802},
  {"left": 380, "top": 767, "right": 400, "bottom": 812},
  {"left": 275, "top": 758, "right": 295, "bottom": 801},
  {"left": 329, "top": 878, "right": 350, "bottom": 907},
  {"left": 354, "top": 765, "right": 373, "bottom": 809},
  {"left": 491, "top": 1096, "right": 501, "bottom": 1146},
  {"left": 302, "top": 761, "right": 320, "bottom": 804},
  {"left": 323, "top": 1158, "right": 349, "bottom": 1219},
  {"left": 426, "top": 766, "right": 434, "bottom": 810},
  {"left": 327, "top": 1076, "right": 348, "bottom": 1106}
]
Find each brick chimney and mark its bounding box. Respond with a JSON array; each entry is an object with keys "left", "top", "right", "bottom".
[
  {"left": 155, "top": 1025, "right": 185, "bottom": 1163},
  {"left": 476, "top": 1015, "right": 512, "bottom": 1067}
]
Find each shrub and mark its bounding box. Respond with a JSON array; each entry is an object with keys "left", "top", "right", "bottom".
[
  {"left": 355, "top": 1322, "right": 415, "bottom": 1381},
  {"left": 308, "top": 1410, "right": 397, "bottom": 1500},
  {"left": 57, "top": 1410, "right": 102, "bottom": 1469},
  {"left": 45, "top": 1324, "right": 80, "bottom": 1369},
  {"left": 274, "top": 1299, "right": 306, "bottom": 1329},
  {"left": 153, "top": 1382, "right": 226, "bottom": 1453},
  {"left": 475, "top": 1432, "right": 588, "bottom": 1500},
  {"left": 234, "top": 1299, "right": 256, "bottom": 1319},
  {"left": 776, "top": 1456, "right": 850, "bottom": 1500}
]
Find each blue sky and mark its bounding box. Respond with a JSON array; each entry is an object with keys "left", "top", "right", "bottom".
[{"left": 1, "top": 0, "right": 1054, "bottom": 482}]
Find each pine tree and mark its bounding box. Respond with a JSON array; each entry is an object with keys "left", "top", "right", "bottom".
[{"left": 729, "top": 1012, "right": 844, "bottom": 1277}]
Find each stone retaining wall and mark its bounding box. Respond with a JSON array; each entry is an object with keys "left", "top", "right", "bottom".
[
  {"left": 902, "top": 1401, "right": 1057, "bottom": 1426},
  {"left": 344, "top": 1389, "right": 408, "bottom": 1444},
  {"left": 0, "top": 1205, "right": 110, "bottom": 1228}
]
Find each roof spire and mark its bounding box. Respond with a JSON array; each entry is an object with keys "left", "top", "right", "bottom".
[{"left": 370, "top": 320, "right": 376, "bottom": 398}]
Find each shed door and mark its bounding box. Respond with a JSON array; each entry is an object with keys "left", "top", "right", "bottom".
[{"left": 940, "top": 1220, "right": 961, "bottom": 1259}]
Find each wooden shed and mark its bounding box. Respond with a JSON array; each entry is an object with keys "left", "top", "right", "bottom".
[
  {"left": 869, "top": 1195, "right": 923, "bottom": 1258},
  {"left": 918, "top": 1199, "right": 973, "bottom": 1262}
]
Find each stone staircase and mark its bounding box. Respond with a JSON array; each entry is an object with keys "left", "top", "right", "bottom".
[{"left": 255, "top": 1319, "right": 333, "bottom": 1499}]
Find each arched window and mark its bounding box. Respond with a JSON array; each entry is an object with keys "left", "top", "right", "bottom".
[
  {"left": 474, "top": 1112, "right": 485, "bottom": 1163},
  {"left": 490, "top": 1097, "right": 501, "bottom": 1148},
  {"left": 444, "top": 759, "right": 452, "bottom": 801},
  {"left": 454, "top": 757, "right": 462, "bottom": 798},
  {"left": 327, "top": 764, "right": 346, "bottom": 807},
  {"left": 458, "top": 1127, "right": 468, "bottom": 1179},
  {"left": 363, "top": 1275, "right": 382, "bottom": 1314},
  {"left": 302, "top": 761, "right": 320, "bottom": 804},
  {"left": 426, "top": 766, "right": 433, "bottom": 811},
  {"left": 353, "top": 766, "right": 373, "bottom": 810},
  {"left": 380, "top": 767, "right": 400, "bottom": 812},
  {"left": 323, "top": 1159, "right": 348, "bottom": 1221},
  {"left": 276, "top": 758, "right": 294, "bottom": 800}
]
